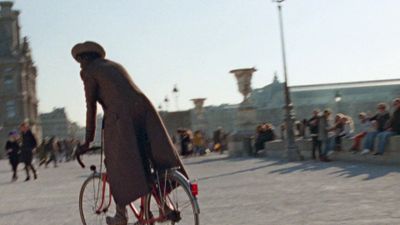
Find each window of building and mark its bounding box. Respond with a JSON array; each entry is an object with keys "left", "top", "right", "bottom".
[
  {"left": 3, "top": 67, "right": 13, "bottom": 73},
  {"left": 4, "top": 75, "right": 13, "bottom": 86},
  {"left": 6, "top": 100, "right": 16, "bottom": 118}
]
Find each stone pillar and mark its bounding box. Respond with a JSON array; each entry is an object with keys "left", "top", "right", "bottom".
[
  {"left": 228, "top": 68, "right": 258, "bottom": 157},
  {"left": 191, "top": 98, "right": 207, "bottom": 132}
]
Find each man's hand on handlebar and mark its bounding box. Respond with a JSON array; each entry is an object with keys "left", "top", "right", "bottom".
[
  {"left": 76, "top": 143, "right": 102, "bottom": 168},
  {"left": 76, "top": 142, "right": 90, "bottom": 168},
  {"left": 79, "top": 142, "right": 90, "bottom": 155}
]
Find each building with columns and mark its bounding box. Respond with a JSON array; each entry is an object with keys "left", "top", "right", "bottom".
[
  {"left": 161, "top": 76, "right": 400, "bottom": 139},
  {"left": 0, "top": 1, "right": 41, "bottom": 157}
]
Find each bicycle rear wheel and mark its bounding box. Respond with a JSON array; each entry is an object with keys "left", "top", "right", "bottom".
[
  {"left": 144, "top": 170, "right": 200, "bottom": 225},
  {"left": 79, "top": 174, "right": 115, "bottom": 225}
]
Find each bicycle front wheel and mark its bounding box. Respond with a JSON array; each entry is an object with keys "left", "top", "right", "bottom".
[
  {"left": 79, "top": 173, "right": 115, "bottom": 225},
  {"left": 144, "top": 170, "right": 200, "bottom": 225}
]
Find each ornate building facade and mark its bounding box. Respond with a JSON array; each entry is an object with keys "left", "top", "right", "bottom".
[{"left": 0, "top": 2, "right": 41, "bottom": 157}]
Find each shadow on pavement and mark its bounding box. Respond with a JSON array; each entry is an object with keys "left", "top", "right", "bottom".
[
  {"left": 197, "top": 162, "right": 277, "bottom": 181},
  {"left": 184, "top": 154, "right": 250, "bottom": 166},
  {"left": 189, "top": 154, "right": 400, "bottom": 181},
  {"left": 267, "top": 160, "right": 400, "bottom": 180}
]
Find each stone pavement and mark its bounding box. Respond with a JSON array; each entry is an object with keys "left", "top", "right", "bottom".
[{"left": 0, "top": 153, "right": 400, "bottom": 225}]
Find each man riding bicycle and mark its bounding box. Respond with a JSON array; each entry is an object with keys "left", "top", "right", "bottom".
[{"left": 72, "top": 41, "right": 187, "bottom": 225}]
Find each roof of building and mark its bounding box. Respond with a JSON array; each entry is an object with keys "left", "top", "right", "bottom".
[{"left": 290, "top": 78, "right": 400, "bottom": 92}]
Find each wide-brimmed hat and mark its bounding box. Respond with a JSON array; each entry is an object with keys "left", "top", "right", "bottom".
[{"left": 71, "top": 41, "right": 106, "bottom": 61}]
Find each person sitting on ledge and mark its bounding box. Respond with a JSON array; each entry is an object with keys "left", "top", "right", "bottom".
[
  {"left": 349, "top": 112, "right": 374, "bottom": 153},
  {"left": 333, "top": 114, "right": 354, "bottom": 152},
  {"left": 254, "top": 123, "right": 276, "bottom": 156},
  {"left": 361, "top": 103, "right": 390, "bottom": 155},
  {"left": 372, "top": 98, "right": 400, "bottom": 156}
]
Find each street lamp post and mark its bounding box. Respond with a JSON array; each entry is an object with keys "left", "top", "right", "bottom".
[
  {"left": 172, "top": 84, "right": 179, "bottom": 111},
  {"left": 164, "top": 95, "right": 170, "bottom": 112},
  {"left": 273, "top": 0, "right": 303, "bottom": 161}
]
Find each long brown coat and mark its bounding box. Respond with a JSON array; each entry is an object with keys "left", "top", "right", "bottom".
[{"left": 81, "top": 58, "right": 187, "bottom": 205}]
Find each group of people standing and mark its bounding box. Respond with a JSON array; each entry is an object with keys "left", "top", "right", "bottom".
[
  {"left": 308, "top": 98, "right": 400, "bottom": 162},
  {"left": 175, "top": 127, "right": 228, "bottom": 157},
  {"left": 309, "top": 110, "right": 354, "bottom": 161}
]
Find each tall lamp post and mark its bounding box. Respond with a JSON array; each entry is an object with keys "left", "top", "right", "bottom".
[
  {"left": 273, "top": 0, "right": 303, "bottom": 161},
  {"left": 164, "top": 95, "right": 170, "bottom": 112}
]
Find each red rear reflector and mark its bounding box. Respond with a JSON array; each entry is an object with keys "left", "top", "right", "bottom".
[{"left": 190, "top": 183, "right": 198, "bottom": 196}]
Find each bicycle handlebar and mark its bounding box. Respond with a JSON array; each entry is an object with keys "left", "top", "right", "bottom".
[{"left": 76, "top": 146, "right": 102, "bottom": 168}]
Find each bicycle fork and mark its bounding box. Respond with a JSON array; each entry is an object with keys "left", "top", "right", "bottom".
[{"left": 95, "top": 172, "right": 112, "bottom": 214}]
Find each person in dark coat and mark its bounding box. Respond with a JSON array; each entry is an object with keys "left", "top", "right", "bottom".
[
  {"left": 19, "top": 122, "right": 38, "bottom": 181},
  {"left": 212, "top": 127, "right": 223, "bottom": 152},
  {"left": 373, "top": 98, "right": 400, "bottom": 155},
  {"left": 5, "top": 131, "right": 20, "bottom": 181},
  {"left": 72, "top": 41, "right": 188, "bottom": 225},
  {"left": 45, "top": 136, "right": 58, "bottom": 168},
  {"left": 178, "top": 129, "right": 192, "bottom": 156},
  {"left": 308, "top": 109, "right": 321, "bottom": 159}
]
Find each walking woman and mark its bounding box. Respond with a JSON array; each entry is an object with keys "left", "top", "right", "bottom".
[
  {"left": 5, "top": 131, "right": 20, "bottom": 182},
  {"left": 19, "top": 122, "right": 38, "bottom": 181}
]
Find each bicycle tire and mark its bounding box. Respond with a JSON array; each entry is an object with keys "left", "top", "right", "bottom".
[
  {"left": 143, "top": 170, "right": 200, "bottom": 225},
  {"left": 79, "top": 173, "right": 115, "bottom": 225}
]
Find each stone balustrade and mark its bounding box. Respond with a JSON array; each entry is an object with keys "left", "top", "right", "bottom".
[{"left": 259, "top": 135, "right": 400, "bottom": 165}]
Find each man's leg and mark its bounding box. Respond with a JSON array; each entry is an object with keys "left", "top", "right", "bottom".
[
  {"left": 311, "top": 136, "right": 317, "bottom": 159},
  {"left": 24, "top": 162, "right": 30, "bottom": 181},
  {"left": 29, "top": 162, "right": 37, "bottom": 179},
  {"left": 106, "top": 204, "right": 128, "bottom": 225},
  {"left": 376, "top": 131, "right": 394, "bottom": 155},
  {"left": 317, "top": 140, "right": 322, "bottom": 157},
  {"left": 361, "top": 132, "right": 377, "bottom": 154},
  {"left": 363, "top": 132, "right": 371, "bottom": 149},
  {"left": 351, "top": 132, "right": 363, "bottom": 151},
  {"left": 12, "top": 162, "right": 18, "bottom": 181},
  {"left": 320, "top": 139, "right": 331, "bottom": 162}
]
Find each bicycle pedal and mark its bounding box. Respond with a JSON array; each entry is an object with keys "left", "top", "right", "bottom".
[{"left": 166, "top": 210, "right": 181, "bottom": 223}]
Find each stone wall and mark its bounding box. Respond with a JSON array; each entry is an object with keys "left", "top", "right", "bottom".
[
  {"left": 160, "top": 110, "right": 191, "bottom": 139},
  {"left": 261, "top": 136, "right": 400, "bottom": 165}
]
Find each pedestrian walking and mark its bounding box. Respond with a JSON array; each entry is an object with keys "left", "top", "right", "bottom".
[
  {"left": 45, "top": 137, "right": 58, "bottom": 168},
  {"left": 19, "top": 122, "right": 38, "bottom": 181}
]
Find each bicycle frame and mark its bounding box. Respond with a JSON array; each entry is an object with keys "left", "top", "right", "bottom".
[{"left": 94, "top": 172, "right": 112, "bottom": 214}]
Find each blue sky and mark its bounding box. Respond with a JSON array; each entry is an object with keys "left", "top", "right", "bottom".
[{"left": 12, "top": 0, "right": 400, "bottom": 125}]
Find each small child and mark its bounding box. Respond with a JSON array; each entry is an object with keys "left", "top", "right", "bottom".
[{"left": 5, "top": 131, "right": 20, "bottom": 181}]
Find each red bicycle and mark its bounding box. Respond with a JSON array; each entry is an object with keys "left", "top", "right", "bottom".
[{"left": 77, "top": 147, "right": 200, "bottom": 225}]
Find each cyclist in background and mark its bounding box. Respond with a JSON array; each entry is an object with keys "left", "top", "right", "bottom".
[{"left": 72, "top": 41, "right": 187, "bottom": 225}]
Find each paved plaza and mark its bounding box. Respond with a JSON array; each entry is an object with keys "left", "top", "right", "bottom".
[{"left": 1, "top": 153, "right": 400, "bottom": 225}]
